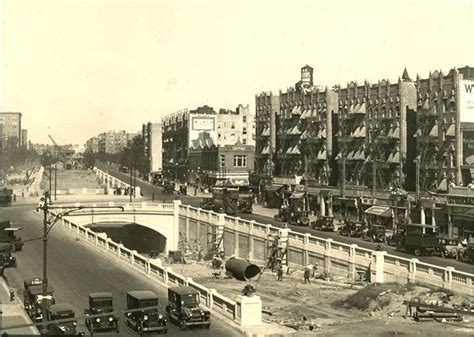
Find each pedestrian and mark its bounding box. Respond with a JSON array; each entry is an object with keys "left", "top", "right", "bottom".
[
  {"left": 304, "top": 266, "right": 311, "bottom": 284},
  {"left": 277, "top": 265, "right": 283, "bottom": 281}
]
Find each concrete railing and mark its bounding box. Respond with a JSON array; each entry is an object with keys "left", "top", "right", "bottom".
[
  {"left": 48, "top": 210, "right": 239, "bottom": 322},
  {"left": 178, "top": 204, "right": 474, "bottom": 296}
]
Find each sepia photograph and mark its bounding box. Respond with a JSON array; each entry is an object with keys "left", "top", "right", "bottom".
[{"left": 0, "top": 0, "right": 473, "bottom": 336}]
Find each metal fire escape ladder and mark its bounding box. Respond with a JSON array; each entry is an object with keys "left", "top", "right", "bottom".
[{"left": 207, "top": 224, "right": 225, "bottom": 257}]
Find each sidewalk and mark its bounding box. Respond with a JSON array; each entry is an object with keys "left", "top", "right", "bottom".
[{"left": 0, "top": 276, "right": 39, "bottom": 335}]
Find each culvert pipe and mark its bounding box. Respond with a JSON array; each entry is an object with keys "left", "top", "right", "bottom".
[{"left": 225, "top": 257, "right": 261, "bottom": 281}]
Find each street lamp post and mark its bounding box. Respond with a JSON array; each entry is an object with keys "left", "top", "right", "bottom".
[{"left": 37, "top": 192, "right": 124, "bottom": 333}]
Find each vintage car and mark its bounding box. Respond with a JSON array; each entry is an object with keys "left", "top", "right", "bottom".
[
  {"left": 0, "top": 243, "right": 17, "bottom": 268},
  {"left": 166, "top": 286, "right": 210, "bottom": 330},
  {"left": 199, "top": 197, "right": 214, "bottom": 211},
  {"left": 1, "top": 227, "right": 24, "bottom": 251},
  {"left": 84, "top": 292, "right": 119, "bottom": 335},
  {"left": 237, "top": 197, "right": 253, "bottom": 214},
  {"left": 338, "top": 220, "right": 365, "bottom": 238},
  {"left": 125, "top": 291, "right": 167, "bottom": 335},
  {"left": 46, "top": 303, "right": 78, "bottom": 335},
  {"left": 24, "top": 280, "right": 55, "bottom": 322},
  {"left": 436, "top": 238, "right": 460, "bottom": 259},
  {"left": 395, "top": 224, "right": 440, "bottom": 256},
  {"left": 163, "top": 181, "right": 175, "bottom": 195},
  {"left": 364, "top": 225, "right": 387, "bottom": 243},
  {"left": 311, "top": 216, "right": 335, "bottom": 232},
  {"left": 178, "top": 184, "right": 188, "bottom": 195},
  {"left": 274, "top": 193, "right": 311, "bottom": 226}
]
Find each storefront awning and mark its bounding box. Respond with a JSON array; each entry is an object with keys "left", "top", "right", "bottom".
[
  {"left": 429, "top": 124, "right": 438, "bottom": 137},
  {"left": 228, "top": 177, "right": 250, "bottom": 187},
  {"left": 437, "top": 178, "right": 447, "bottom": 192},
  {"left": 446, "top": 124, "right": 455, "bottom": 137},
  {"left": 364, "top": 205, "right": 392, "bottom": 217}
]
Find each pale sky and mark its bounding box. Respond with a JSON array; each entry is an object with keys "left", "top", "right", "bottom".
[{"left": 1, "top": 0, "right": 473, "bottom": 145}]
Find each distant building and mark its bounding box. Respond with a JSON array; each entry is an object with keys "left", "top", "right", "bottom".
[
  {"left": 21, "top": 129, "right": 28, "bottom": 149},
  {"left": 188, "top": 141, "right": 255, "bottom": 186},
  {"left": 142, "top": 123, "right": 162, "bottom": 173},
  {"left": 0, "top": 112, "right": 22, "bottom": 147},
  {"left": 97, "top": 131, "right": 132, "bottom": 154},
  {"left": 85, "top": 137, "right": 100, "bottom": 153},
  {"left": 217, "top": 104, "right": 255, "bottom": 146}
]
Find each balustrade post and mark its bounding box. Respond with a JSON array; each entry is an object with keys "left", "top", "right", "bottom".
[
  {"left": 164, "top": 267, "right": 170, "bottom": 285},
  {"left": 444, "top": 267, "right": 454, "bottom": 290},
  {"left": 186, "top": 205, "right": 191, "bottom": 241},
  {"left": 349, "top": 244, "right": 358, "bottom": 279},
  {"left": 117, "top": 243, "right": 124, "bottom": 258},
  {"left": 248, "top": 221, "right": 256, "bottom": 260},
  {"left": 324, "top": 238, "right": 333, "bottom": 273},
  {"left": 303, "top": 233, "right": 310, "bottom": 266},
  {"left": 408, "top": 258, "right": 418, "bottom": 283},
  {"left": 208, "top": 289, "right": 218, "bottom": 310},
  {"left": 146, "top": 258, "right": 151, "bottom": 275},
  {"left": 130, "top": 250, "right": 137, "bottom": 265},
  {"left": 370, "top": 251, "right": 386, "bottom": 283}
]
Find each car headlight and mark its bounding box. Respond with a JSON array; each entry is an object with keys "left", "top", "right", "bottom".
[
  {"left": 96, "top": 318, "right": 101, "bottom": 323},
  {"left": 73, "top": 322, "right": 77, "bottom": 326},
  {"left": 201, "top": 312, "right": 205, "bottom": 316},
  {"left": 158, "top": 314, "right": 163, "bottom": 319},
  {"left": 109, "top": 317, "right": 113, "bottom": 322},
  {"left": 144, "top": 315, "right": 148, "bottom": 320}
]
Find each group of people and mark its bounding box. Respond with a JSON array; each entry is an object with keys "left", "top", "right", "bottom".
[
  {"left": 113, "top": 186, "right": 134, "bottom": 196},
  {"left": 275, "top": 263, "right": 319, "bottom": 283}
]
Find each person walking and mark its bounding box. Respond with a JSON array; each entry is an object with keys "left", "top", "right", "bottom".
[
  {"left": 304, "top": 266, "right": 311, "bottom": 284},
  {"left": 277, "top": 265, "right": 283, "bottom": 281}
]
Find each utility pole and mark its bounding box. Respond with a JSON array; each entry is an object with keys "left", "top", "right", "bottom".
[
  {"left": 341, "top": 158, "right": 346, "bottom": 197},
  {"left": 40, "top": 192, "right": 49, "bottom": 334},
  {"left": 372, "top": 160, "right": 376, "bottom": 197},
  {"left": 49, "top": 164, "right": 52, "bottom": 203},
  {"left": 54, "top": 163, "right": 57, "bottom": 201},
  {"left": 129, "top": 165, "right": 133, "bottom": 203}
]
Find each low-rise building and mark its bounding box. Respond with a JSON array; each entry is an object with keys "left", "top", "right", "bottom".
[{"left": 142, "top": 122, "right": 162, "bottom": 173}]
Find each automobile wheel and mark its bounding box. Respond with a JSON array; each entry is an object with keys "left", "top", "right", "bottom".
[
  {"left": 10, "top": 244, "right": 16, "bottom": 252},
  {"left": 414, "top": 248, "right": 421, "bottom": 256},
  {"left": 180, "top": 320, "right": 187, "bottom": 330}
]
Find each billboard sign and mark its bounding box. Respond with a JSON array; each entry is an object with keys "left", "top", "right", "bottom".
[
  {"left": 188, "top": 115, "right": 217, "bottom": 149},
  {"left": 460, "top": 80, "right": 474, "bottom": 123}
]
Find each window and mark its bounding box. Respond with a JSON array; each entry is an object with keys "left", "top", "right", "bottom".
[
  {"left": 231, "top": 122, "right": 235, "bottom": 129},
  {"left": 220, "top": 155, "right": 225, "bottom": 168},
  {"left": 243, "top": 116, "right": 247, "bottom": 123},
  {"left": 233, "top": 155, "right": 247, "bottom": 167},
  {"left": 242, "top": 139, "right": 247, "bottom": 144},
  {"left": 243, "top": 127, "right": 247, "bottom": 135}
]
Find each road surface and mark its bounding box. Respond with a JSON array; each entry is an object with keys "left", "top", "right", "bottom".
[
  {"left": 98, "top": 163, "right": 474, "bottom": 274},
  {"left": 1, "top": 203, "right": 240, "bottom": 336}
]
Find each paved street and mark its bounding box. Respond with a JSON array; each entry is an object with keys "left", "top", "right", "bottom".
[
  {"left": 98, "top": 163, "right": 474, "bottom": 274},
  {"left": 0, "top": 203, "right": 240, "bottom": 336}
]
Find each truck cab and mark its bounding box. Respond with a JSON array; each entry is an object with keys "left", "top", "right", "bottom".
[
  {"left": 1, "top": 227, "right": 24, "bottom": 251},
  {"left": 274, "top": 192, "right": 310, "bottom": 226}
]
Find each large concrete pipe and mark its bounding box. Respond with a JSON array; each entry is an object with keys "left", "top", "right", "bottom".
[{"left": 225, "top": 257, "right": 261, "bottom": 281}]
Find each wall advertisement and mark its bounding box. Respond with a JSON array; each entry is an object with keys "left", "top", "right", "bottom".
[{"left": 460, "top": 79, "right": 474, "bottom": 123}]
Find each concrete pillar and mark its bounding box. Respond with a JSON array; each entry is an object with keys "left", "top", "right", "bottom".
[
  {"left": 135, "top": 186, "right": 141, "bottom": 198},
  {"left": 444, "top": 267, "right": 454, "bottom": 290},
  {"left": 235, "top": 295, "right": 262, "bottom": 327},
  {"left": 171, "top": 200, "right": 182, "bottom": 254},
  {"left": 145, "top": 259, "right": 151, "bottom": 275},
  {"left": 130, "top": 250, "right": 137, "bottom": 265},
  {"left": 324, "top": 238, "right": 332, "bottom": 272},
  {"left": 117, "top": 243, "right": 124, "bottom": 258},
  {"left": 431, "top": 208, "right": 436, "bottom": 227},
  {"left": 370, "top": 251, "right": 386, "bottom": 283},
  {"left": 349, "top": 244, "right": 358, "bottom": 279},
  {"left": 408, "top": 258, "right": 418, "bottom": 283},
  {"left": 185, "top": 206, "right": 190, "bottom": 241},
  {"left": 248, "top": 220, "right": 256, "bottom": 260},
  {"left": 327, "top": 195, "right": 333, "bottom": 217},
  {"left": 164, "top": 267, "right": 170, "bottom": 285},
  {"left": 320, "top": 196, "right": 326, "bottom": 216},
  {"left": 303, "top": 233, "right": 310, "bottom": 266},
  {"left": 208, "top": 289, "right": 218, "bottom": 309},
  {"left": 234, "top": 230, "right": 240, "bottom": 257},
  {"left": 264, "top": 225, "right": 272, "bottom": 261},
  {"left": 420, "top": 207, "right": 426, "bottom": 225}
]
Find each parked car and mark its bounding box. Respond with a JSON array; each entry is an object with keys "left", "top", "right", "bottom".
[
  {"left": 0, "top": 227, "right": 24, "bottom": 251},
  {"left": 364, "top": 225, "right": 387, "bottom": 243},
  {"left": 46, "top": 303, "right": 79, "bottom": 335},
  {"left": 311, "top": 216, "right": 335, "bottom": 232},
  {"left": 436, "top": 238, "right": 460, "bottom": 259},
  {"left": 24, "top": 280, "right": 55, "bottom": 322},
  {"left": 338, "top": 220, "right": 365, "bottom": 238},
  {"left": 125, "top": 291, "right": 167, "bottom": 335},
  {"left": 199, "top": 197, "right": 214, "bottom": 211},
  {"left": 84, "top": 292, "right": 119, "bottom": 335},
  {"left": 0, "top": 243, "right": 16, "bottom": 268},
  {"left": 273, "top": 193, "right": 311, "bottom": 227},
  {"left": 163, "top": 181, "right": 175, "bottom": 195},
  {"left": 166, "top": 286, "right": 210, "bottom": 330}
]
